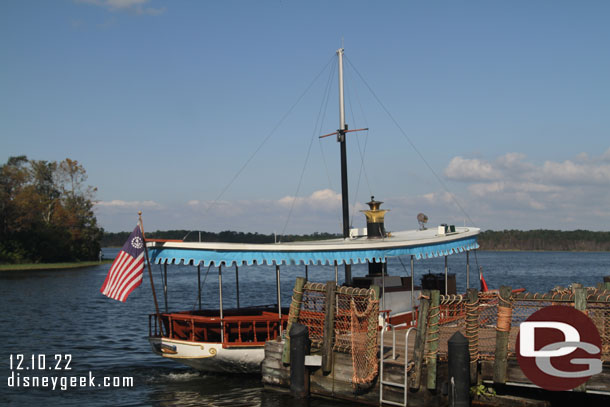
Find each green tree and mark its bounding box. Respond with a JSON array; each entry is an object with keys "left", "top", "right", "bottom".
[{"left": 0, "top": 156, "right": 103, "bottom": 263}]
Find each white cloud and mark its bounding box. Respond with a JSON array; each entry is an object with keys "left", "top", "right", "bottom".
[
  {"left": 421, "top": 191, "right": 455, "bottom": 205},
  {"left": 541, "top": 159, "right": 610, "bottom": 185},
  {"left": 446, "top": 151, "right": 610, "bottom": 186},
  {"left": 439, "top": 150, "right": 610, "bottom": 230},
  {"left": 278, "top": 188, "right": 342, "bottom": 211},
  {"left": 445, "top": 156, "right": 500, "bottom": 181},
  {"left": 96, "top": 189, "right": 359, "bottom": 233},
  {"left": 95, "top": 149, "right": 610, "bottom": 233},
  {"left": 96, "top": 199, "right": 162, "bottom": 209},
  {"left": 76, "top": 0, "right": 165, "bottom": 15}
]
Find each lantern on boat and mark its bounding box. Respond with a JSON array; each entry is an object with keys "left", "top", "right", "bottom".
[
  {"left": 361, "top": 196, "right": 389, "bottom": 276},
  {"left": 361, "top": 196, "right": 388, "bottom": 239}
]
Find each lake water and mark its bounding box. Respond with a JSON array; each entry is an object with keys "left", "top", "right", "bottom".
[{"left": 1, "top": 250, "right": 609, "bottom": 406}]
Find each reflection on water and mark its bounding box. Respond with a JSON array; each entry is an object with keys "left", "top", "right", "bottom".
[{"left": 1, "top": 250, "right": 609, "bottom": 406}]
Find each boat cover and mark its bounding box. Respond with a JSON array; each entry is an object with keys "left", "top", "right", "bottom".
[{"left": 147, "top": 227, "right": 479, "bottom": 267}]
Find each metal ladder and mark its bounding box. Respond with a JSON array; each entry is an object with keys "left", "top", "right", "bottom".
[{"left": 379, "top": 325, "right": 415, "bottom": 406}]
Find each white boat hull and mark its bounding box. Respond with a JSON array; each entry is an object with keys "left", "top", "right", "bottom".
[{"left": 149, "top": 337, "right": 265, "bottom": 374}]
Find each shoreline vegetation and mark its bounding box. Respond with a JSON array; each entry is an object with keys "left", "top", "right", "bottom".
[
  {"left": 102, "top": 229, "right": 610, "bottom": 252},
  {"left": 2, "top": 230, "right": 608, "bottom": 271},
  {"left": 1, "top": 156, "right": 102, "bottom": 265},
  {"left": 0, "top": 260, "right": 113, "bottom": 272},
  {"left": 3, "top": 158, "right": 607, "bottom": 270}
]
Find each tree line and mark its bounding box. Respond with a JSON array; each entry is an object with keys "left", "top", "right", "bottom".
[
  {"left": 0, "top": 156, "right": 103, "bottom": 263},
  {"left": 478, "top": 229, "right": 610, "bottom": 251},
  {"left": 102, "top": 228, "right": 610, "bottom": 251},
  {"left": 101, "top": 230, "right": 342, "bottom": 247}
]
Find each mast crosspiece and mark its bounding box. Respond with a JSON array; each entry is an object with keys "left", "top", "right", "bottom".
[{"left": 319, "top": 127, "right": 369, "bottom": 139}]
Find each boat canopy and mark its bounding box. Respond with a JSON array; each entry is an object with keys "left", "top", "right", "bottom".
[{"left": 147, "top": 227, "right": 479, "bottom": 267}]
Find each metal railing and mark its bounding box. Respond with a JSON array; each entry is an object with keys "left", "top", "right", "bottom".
[{"left": 379, "top": 325, "right": 415, "bottom": 406}]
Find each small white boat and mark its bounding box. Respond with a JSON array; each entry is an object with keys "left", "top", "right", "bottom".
[
  {"left": 146, "top": 48, "right": 480, "bottom": 373},
  {"left": 147, "top": 223, "right": 479, "bottom": 373}
]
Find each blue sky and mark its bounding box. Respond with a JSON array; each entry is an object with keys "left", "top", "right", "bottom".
[{"left": 2, "top": 1, "right": 609, "bottom": 233}]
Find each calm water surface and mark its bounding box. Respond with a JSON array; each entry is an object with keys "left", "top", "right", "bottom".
[{"left": 1, "top": 250, "right": 609, "bottom": 406}]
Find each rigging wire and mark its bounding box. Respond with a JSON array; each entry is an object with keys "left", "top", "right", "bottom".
[
  {"left": 316, "top": 61, "right": 344, "bottom": 232},
  {"left": 279, "top": 58, "right": 336, "bottom": 241},
  {"left": 396, "top": 255, "right": 410, "bottom": 276},
  {"left": 183, "top": 54, "right": 336, "bottom": 241},
  {"left": 474, "top": 249, "right": 482, "bottom": 286},
  {"left": 191, "top": 264, "right": 212, "bottom": 310},
  {"left": 345, "top": 56, "right": 477, "bottom": 228},
  {"left": 344, "top": 63, "right": 373, "bottom": 226},
  {"left": 350, "top": 67, "right": 374, "bottom": 197}
]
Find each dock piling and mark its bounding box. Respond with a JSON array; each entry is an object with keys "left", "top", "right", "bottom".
[
  {"left": 493, "top": 286, "right": 512, "bottom": 384},
  {"left": 465, "top": 288, "right": 480, "bottom": 385},
  {"left": 283, "top": 277, "right": 307, "bottom": 364},
  {"left": 410, "top": 289, "right": 431, "bottom": 391},
  {"left": 574, "top": 287, "right": 588, "bottom": 393},
  {"left": 289, "top": 322, "right": 310, "bottom": 398},
  {"left": 322, "top": 281, "right": 336, "bottom": 374},
  {"left": 427, "top": 290, "right": 440, "bottom": 390},
  {"left": 448, "top": 331, "right": 471, "bottom": 407}
]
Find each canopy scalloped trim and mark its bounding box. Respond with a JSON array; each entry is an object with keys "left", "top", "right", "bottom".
[{"left": 148, "top": 236, "right": 479, "bottom": 267}]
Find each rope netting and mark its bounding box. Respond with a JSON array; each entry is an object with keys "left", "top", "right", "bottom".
[
  {"left": 288, "top": 282, "right": 610, "bottom": 390},
  {"left": 289, "top": 282, "right": 379, "bottom": 386},
  {"left": 334, "top": 286, "right": 378, "bottom": 352},
  {"left": 293, "top": 282, "right": 326, "bottom": 348},
  {"left": 434, "top": 293, "right": 499, "bottom": 361},
  {"left": 583, "top": 302, "right": 610, "bottom": 362},
  {"left": 349, "top": 296, "right": 379, "bottom": 386},
  {"left": 432, "top": 287, "right": 610, "bottom": 363},
  {"left": 507, "top": 299, "right": 557, "bottom": 357}
]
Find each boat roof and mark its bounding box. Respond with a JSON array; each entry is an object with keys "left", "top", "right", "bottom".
[{"left": 147, "top": 226, "right": 480, "bottom": 267}]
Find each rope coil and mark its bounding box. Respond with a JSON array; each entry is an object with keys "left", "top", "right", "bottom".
[
  {"left": 465, "top": 295, "right": 480, "bottom": 362},
  {"left": 496, "top": 306, "right": 512, "bottom": 332},
  {"left": 424, "top": 304, "right": 440, "bottom": 359}
]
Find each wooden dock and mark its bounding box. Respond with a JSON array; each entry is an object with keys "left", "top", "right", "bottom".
[
  {"left": 262, "top": 282, "right": 610, "bottom": 406},
  {"left": 264, "top": 332, "right": 610, "bottom": 406}
]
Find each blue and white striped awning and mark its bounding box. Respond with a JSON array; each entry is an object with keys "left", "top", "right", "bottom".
[{"left": 147, "top": 228, "right": 479, "bottom": 267}]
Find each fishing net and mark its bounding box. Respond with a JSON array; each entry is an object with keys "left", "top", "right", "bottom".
[
  {"left": 290, "top": 282, "right": 379, "bottom": 386},
  {"left": 334, "top": 286, "right": 377, "bottom": 352},
  {"left": 435, "top": 294, "right": 466, "bottom": 361},
  {"left": 584, "top": 299, "right": 610, "bottom": 362},
  {"left": 345, "top": 289, "right": 378, "bottom": 386},
  {"left": 428, "top": 287, "right": 610, "bottom": 366},
  {"left": 294, "top": 282, "right": 326, "bottom": 348}
]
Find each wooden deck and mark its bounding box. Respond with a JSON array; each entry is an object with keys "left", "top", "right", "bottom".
[{"left": 263, "top": 329, "right": 610, "bottom": 406}]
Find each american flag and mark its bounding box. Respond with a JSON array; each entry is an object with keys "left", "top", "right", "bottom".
[{"left": 101, "top": 226, "right": 145, "bottom": 302}]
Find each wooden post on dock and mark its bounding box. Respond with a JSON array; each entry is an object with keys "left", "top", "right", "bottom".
[
  {"left": 466, "top": 288, "right": 480, "bottom": 385},
  {"left": 322, "top": 281, "right": 336, "bottom": 374},
  {"left": 493, "top": 286, "right": 512, "bottom": 384},
  {"left": 282, "top": 277, "right": 307, "bottom": 364},
  {"left": 410, "top": 289, "right": 431, "bottom": 391},
  {"left": 426, "top": 290, "right": 440, "bottom": 390},
  {"left": 574, "top": 286, "right": 587, "bottom": 393}
]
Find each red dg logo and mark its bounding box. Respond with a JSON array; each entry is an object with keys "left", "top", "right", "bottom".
[{"left": 515, "top": 305, "right": 602, "bottom": 391}]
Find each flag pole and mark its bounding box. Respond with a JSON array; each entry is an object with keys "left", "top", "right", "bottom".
[{"left": 139, "top": 211, "right": 164, "bottom": 336}]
